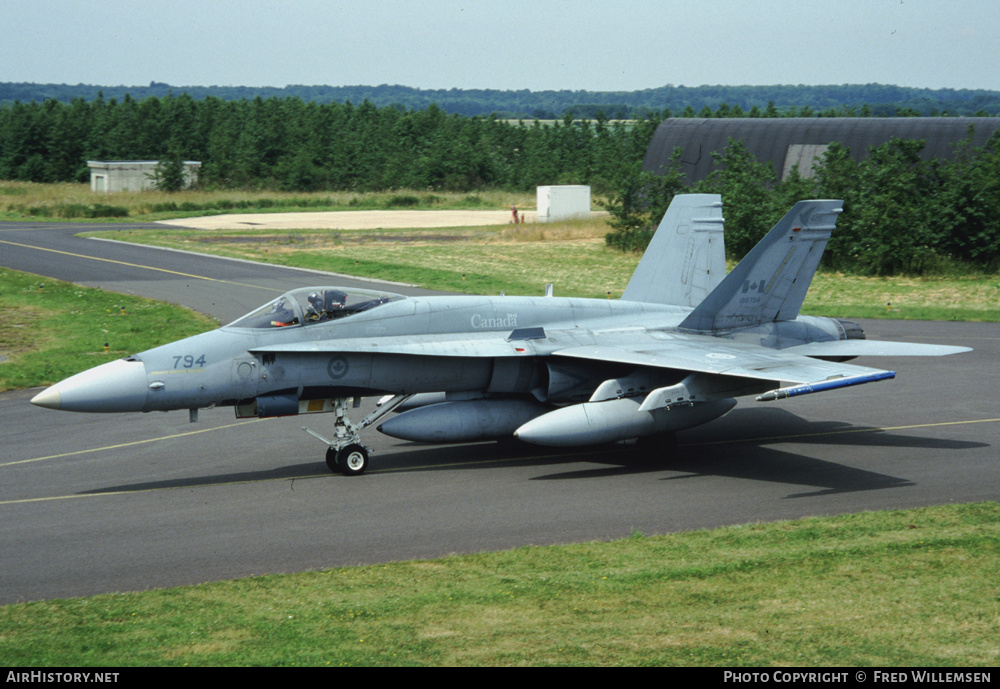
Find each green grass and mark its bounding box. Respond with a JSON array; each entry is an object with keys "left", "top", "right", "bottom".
[
  {"left": 803, "top": 271, "right": 1000, "bottom": 322},
  {"left": 0, "top": 181, "right": 537, "bottom": 222},
  {"left": 87, "top": 223, "right": 1000, "bottom": 321},
  {"left": 0, "top": 269, "right": 216, "bottom": 391},
  {"left": 5, "top": 181, "right": 997, "bottom": 320},
  {"left": 1, "top": 502, "right": 997, "bottom": 666}
]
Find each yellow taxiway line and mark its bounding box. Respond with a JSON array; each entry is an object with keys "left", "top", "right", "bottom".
[
  {"left": 1, "top": 417, "right": 995, "bottom": 507},
  {"left": 0, "top": 238, "right": 277, "bottom": 292}
]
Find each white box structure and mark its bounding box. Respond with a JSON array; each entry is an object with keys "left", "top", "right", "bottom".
[
  {"left": 536, "top": 185, "right": 591, "bottom": 223},
  {"left": 88, "top": 161, "right": 201, "bottom": 192}
]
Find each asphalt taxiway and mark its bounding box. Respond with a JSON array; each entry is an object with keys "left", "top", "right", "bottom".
[{"left": 1, "top": 221, "right": 997, "bottom": 604}]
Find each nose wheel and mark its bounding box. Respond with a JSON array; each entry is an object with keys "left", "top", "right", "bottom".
[{"left": 326, "top": 443, "right": 369, "bottom": 476}]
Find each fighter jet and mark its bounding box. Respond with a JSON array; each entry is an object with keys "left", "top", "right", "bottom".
[{"left": 31, "top": 194, "right": 971, "bottom": 475}]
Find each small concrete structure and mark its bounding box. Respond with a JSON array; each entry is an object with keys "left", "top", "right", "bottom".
[
  {"left": 88, "top": 160, "right": 201, "bottom": 192},
  {"left": 536, "top": 185, "right": 591, "bottom": 223}
]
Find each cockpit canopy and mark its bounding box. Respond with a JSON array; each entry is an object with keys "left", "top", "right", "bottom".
[{"left": 227, "top": 287, "right": 406, "bottom": 329}]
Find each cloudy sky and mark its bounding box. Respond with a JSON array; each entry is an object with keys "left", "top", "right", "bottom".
[{"left": 4, "top": 0, "right": 997, "bottom": 92}]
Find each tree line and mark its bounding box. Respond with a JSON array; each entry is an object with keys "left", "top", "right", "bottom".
[
  {"left": 4, "top": 81, "right": 1000, "bottom": 118},
  {"left": 0, "top": 94, "right": 658, "bottom": 192},
  {"left": 3, "top": 91, "right": 999, "bottom": 275},
  {"left": 603, "top": 134, "right": 1000, "bottom": 275}
]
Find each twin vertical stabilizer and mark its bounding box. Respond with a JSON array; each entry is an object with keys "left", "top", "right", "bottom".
[
  {"left": 678, "top": 200, "right": 843, "bottom": 332},
  {"left": 621, "top": 194, "right": 725, "bottom": 307}
]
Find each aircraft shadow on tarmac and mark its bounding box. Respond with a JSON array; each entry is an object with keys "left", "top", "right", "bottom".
[
  {"left": 78, "top": 407, "right": 985, "bottom": 499},
  {"left": 528, "top": 408, "right": 987, "bottom": 497}
]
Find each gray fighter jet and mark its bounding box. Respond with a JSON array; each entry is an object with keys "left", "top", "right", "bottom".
[{"left": 31, "top": 195, "right": 971, "bottom": 475}]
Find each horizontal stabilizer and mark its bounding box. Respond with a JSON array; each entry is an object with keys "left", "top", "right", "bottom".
[{"left": 781, "top": 340, "right": 972, "bottom": 358}]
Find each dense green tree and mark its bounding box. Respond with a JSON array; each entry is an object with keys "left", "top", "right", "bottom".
[
  {"left": 151, "top": 157, "right": 186, "bottom": 192},
  {"left": 814, "top": 138, "right": 941, "bottom": 274},
  {"left": 601, "top": 151, "right": 686, "bottom": 252},
  {"left": 0, "top": 101, "right": 51, "bottom": 181},
  {"left": 1, "top": 91, "right": 997, "bottom": 274},
  {"left": 604, "top": 133, "right": 1000, "bottom": 275},
  {"left": 689, "top": 138, "right": 787, "bottom": 258},
  {"left": 44, "top": 97, "right": 91, "bottom": 182},
  {"left": 927, "top": 130, "right": 1000, "bottom": 268},
  {"left": 5, "top": 82, "right": 1000, "bottom": 118}
]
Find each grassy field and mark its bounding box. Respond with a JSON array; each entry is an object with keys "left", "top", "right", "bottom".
[
  {"left": 5, "top": 181, "right": 998, "bottom": 320},
  {"left": 1, "top": 502, "right": 997, "bottom": 666},
  {"left": 87, "top": 220, "right": 1000, "bottom": 322},
  {"left": 0, "top": 181, "right": 537, "bottom": 222},
  {"left": 0, "top": 269, "right": 216, "bottom": 391}
]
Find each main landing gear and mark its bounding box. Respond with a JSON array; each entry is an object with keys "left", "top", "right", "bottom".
[{"left": 302, "top": 394, "right": 411, "bottom": 476}]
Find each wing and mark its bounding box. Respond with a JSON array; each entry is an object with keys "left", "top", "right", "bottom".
[
  {"left": 553, "top": 339, "right": 892, "bottom": 383},
  {"left": 551, "top": 335, "right": 897, "bottom": 409}
]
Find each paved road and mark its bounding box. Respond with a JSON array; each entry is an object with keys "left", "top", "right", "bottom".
[
  {"left": 1, "top": 221, "right": 997, "bottom": 604},
  {"left": 0, "top": 221, "right": 441, "bottom": 324},
  {"left": 156, "top": 209, "right": 541, "bottom": 231}
]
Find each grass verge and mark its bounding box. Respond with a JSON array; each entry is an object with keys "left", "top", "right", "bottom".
[
  {"left": 87, "top": 222, "right": 1000, "bottom": 321},
  {"left": 0, "top": 182, "right": 537, "bottom": 222},
  {"left": 1, "top": 502, "right": 997, "bottom": 666},
  {"left": 5, "top": 182, "right": 996, "bottom": 320},
  {"left": 0, "top": 269, "right": 216, "bottom": 391}
]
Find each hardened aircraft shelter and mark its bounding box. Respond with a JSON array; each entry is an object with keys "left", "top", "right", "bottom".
[{"left": 642, "top": 117, "right": 1000, "bottom": 183}]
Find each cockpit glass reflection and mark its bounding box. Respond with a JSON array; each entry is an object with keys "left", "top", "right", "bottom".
[{"left": 227, "top": 287, "right": 406, "bottom": 329}]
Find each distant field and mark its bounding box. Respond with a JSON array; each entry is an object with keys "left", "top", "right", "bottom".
[
  {"left": 4, "top": 181, "right": 997, "bottom": 322},
  {"left": 87, "top": 219, "right": 1000, "bottom": 322},
  {"left": 0, "top": 181, "right": 537, "bottom": 222}
]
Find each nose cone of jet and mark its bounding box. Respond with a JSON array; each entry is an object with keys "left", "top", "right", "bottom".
[{"left": 31, "top": 359, "right": 148, "bottom": 413}]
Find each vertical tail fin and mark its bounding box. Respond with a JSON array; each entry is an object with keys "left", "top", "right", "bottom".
[
  {"left": 620, "top": 194, "right": 725, "bottom": 307},
  {"left": 679, "top": 200, "right": 843, "bottom": 332}
]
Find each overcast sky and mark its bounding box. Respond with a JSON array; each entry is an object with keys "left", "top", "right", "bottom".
[{"left": 4, "top": 0, "right": 997, "bottom": 92}]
